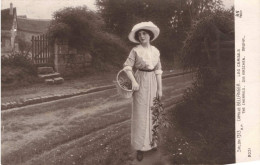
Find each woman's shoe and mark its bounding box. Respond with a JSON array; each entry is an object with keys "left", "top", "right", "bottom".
[
  {"left": 152, "top": 147, "right": 157, "bottom": 152},
  {"left": 136, "top": 150, "right": 143, "bottom": 161}
]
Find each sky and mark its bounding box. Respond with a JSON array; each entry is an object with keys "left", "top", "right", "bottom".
[
  {"left": 1, "top": 0, "right": 234, "bottom": 19},
  {"left": 1, "top": 0, "right": 97, "bottom": 19}
]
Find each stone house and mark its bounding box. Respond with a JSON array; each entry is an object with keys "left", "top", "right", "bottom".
[
  {"left": 1, "top": 3, "right": 18, "bottom": 54},
  {"left": 1, "top": 3, "right": 51, "bottom": 54},
  {"left": 17, "top": 17, "right": 51, "bottom": 43}
]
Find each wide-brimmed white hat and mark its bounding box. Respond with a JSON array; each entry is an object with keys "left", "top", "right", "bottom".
[{"left": 128, "top": 21, "right": 160, "bottom": 43}]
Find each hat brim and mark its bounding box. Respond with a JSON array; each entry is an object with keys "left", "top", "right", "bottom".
[{"left": 128, "top": 26, "right": 160, "bottom": 43}]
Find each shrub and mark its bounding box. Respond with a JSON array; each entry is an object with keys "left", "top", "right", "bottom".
[
  {"left": 174, "top": 77, "right": 235, "bottom": 164},
  {"left": 48, "top": 6, "right": 130, "bottom": 72},
  {"left": 1, "top": 52, "right": 38, "bottom": 86},
  {"left": 180, "top": 9, "right": 234, "bottom": 105},
  {"left": 17, "top": 37, "right": 31, "bottom": 52},
  {"left": 181, "top": 10, "right": 234, "bottom": 70},
  {"left": 91, "top": 31, "right": 130, "bottom": 71},
  {"left": 172, "top": 9, "right": 235, "bottom": 163}
]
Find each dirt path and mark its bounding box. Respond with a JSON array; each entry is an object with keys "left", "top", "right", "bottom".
[
  {"left": 1, "top": 70, "right": 186, "bottom": 110},
  {"left": 1, "top": 74, "right": 193, "bottom": 165}
]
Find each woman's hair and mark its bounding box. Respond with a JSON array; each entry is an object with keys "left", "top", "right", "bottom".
[{"left": 134, "top": 29, "right": 154, "bottom": 42}]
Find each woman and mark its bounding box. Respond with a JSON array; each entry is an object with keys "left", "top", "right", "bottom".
[{"left": 123, "top": 21, "right": 163, "bottom": 161}]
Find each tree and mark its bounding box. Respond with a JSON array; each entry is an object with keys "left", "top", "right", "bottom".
[
  {"left": 184, "top": 0, "right": 223, "bottom": 20},
  {"left": 181, "top": 9, "right": 233, "bottom": 70},
  {"left": 48, "top": 6, "right": 104, "bottom": 51},
  {"left": 96, "top": 0, "right": 184, "bottom": 65},
  {"left": 95, "top": 0, "right": 224, "bottom": 66},
  {"left": 48, "top": 6, "right": 130, "bottom": 71},
  {"left": 96, "top": 0, "right": 180, "bottom": 36},
  {"left": 96, "top": 0, "right": 223, "bottom": 35}
]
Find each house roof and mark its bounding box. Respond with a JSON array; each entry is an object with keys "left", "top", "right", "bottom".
[
  {"left": 1, "top": 8, "right": 17, "bottom": 30},
  {"left": 17, "top": 18, "right": 51, "bottom": 33}
]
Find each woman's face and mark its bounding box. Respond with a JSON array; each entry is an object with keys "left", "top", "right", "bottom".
[{"left": 138, "top": 30, "right": 151, "bottom": 44}]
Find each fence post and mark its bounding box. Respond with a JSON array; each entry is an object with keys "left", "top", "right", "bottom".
[
  {"left": 216, "top": 31, "right": 220, "bottom": 66},
  {"left": 32, "top": 36, "right": 34, "bottom": 63},
  {"left": 45, "top": 34, "right": 48, "bottom": 64},
  {"left": 39, "top": 35, "right": 42, "bottom": 64},
  {"left": 46, "top": 34, "right": 49, "bottom": 64},
  {"left": 42, "top": 35, "right": 45, "bottom": 63},
  {"left": 54, "top": 39, "right": 59, "bottom": 72}
]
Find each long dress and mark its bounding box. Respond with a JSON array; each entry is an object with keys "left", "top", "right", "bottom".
[{"left": 123, "top": 44, "right": 163, "bottom": 151}]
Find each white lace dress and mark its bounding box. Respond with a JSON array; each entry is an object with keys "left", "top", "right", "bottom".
[{"left": 123, "top": 44, "right": 163, "bottom": 151}]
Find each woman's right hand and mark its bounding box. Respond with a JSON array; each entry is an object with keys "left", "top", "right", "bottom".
[{"left": 132, "top": 81, "right": 140, "bottom": 91}]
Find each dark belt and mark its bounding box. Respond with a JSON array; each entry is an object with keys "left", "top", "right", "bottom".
[{"left": 138, "top": 68, "right": 155, "bottom": 72}]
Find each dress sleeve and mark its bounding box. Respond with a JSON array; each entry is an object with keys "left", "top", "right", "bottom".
[
  {"left": 123, "top": 48, "right": 136, "bottom": 72},
  {"left": 154, "top": 57, "right": 163, "bottom": 75}
]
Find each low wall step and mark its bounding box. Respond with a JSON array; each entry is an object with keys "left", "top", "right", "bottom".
[
  {"left": 37, "top": 67, "right": 54, "bottom": 74},
  {"left": 45, "top": 78, "right": 55, "bottom": 85},
  {"left": 38, "top": 72, "right": 61, "bottom": 79},
  {"left": 45, "top": 77, "right": 64, "bottom": 85},
  {"left": 54, "top": 77, "right": 64, "bottom": 84}
]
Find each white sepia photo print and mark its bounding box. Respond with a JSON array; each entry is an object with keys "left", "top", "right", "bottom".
[{"left": 1, "top": 0, "right": 259, "bottom": 165}]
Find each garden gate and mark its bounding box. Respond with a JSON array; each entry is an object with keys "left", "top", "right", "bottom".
[{"left": 31, "top": 34, "right": 54, "bottom": 66}]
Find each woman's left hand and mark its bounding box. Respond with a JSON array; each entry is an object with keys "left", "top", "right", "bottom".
[{"left": 156, "top": 90, "right": 162, "bottom": 101}]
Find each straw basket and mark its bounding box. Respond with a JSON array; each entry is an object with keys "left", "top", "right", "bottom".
[{"left": 115, "top": 69, "right": 133, "bottom": 98}]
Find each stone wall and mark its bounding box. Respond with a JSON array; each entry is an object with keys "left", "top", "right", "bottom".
[{"left": 54, "top": 40, "right": 92, "bottom": 76}]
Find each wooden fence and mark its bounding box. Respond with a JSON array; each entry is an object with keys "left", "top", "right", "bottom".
[{"left": 31, "top": 34, "right": 54, "bottom": 66}]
